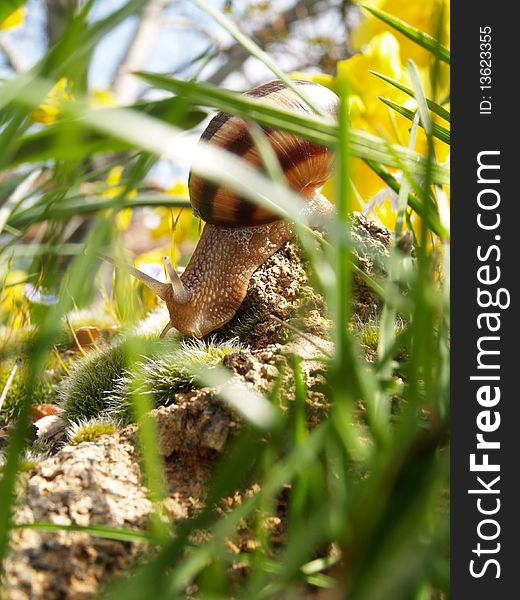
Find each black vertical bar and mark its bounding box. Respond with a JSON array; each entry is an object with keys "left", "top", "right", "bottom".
[{"left": 452, "top": 2, "right": 517, "bottom": 597}]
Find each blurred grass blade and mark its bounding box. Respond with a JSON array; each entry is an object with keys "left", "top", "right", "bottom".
[
  {"left": 7, "top": 194, "right": 190, "bottom": 230},
  {"left": 136, "top": 73, "right": 449, "bottom": 185},
  {"left": 375, "top": 113, "right": 419, "bottom": 430},
  {"left": 379, "top": 97, "right": 450, "bottom": 144},
  {"left": 13, "top": 522, "right": 152, "bottom": 544},
  {"left": 190, "top": 0, "right": 328, "bottom": 116},
  {"left": 369, "top": 70, "right": 450, "bottom": 122},
  {"left": 7, "top": 99, "right": 207, "bottom": 168},
  {"left": 359, "top": 3, "right": 450, "bottom": 64},
  {"left": 0, "top": 170, "right": 41, "bottom": 235},
  {"left": 0, "top": 0, "right": 149, "bottom": 170},
  {"left": 0, "top": 1, "right": 26, "bottom": 23}
]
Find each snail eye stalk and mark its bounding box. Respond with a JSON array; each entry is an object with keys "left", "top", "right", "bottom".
[{"left": 161, "top": 256, "right": 192, "bottom": 304}]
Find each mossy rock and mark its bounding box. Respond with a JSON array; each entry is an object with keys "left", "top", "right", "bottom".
[
  {"left": 59, "top": 344, "right": 126, "bottom": 421},
  {"left": 104, "top": 338, "right": 243, "bottom": 423},
  {"left": 68, "top": 419, "right": 119, "bottom": 445},
  {"left": 60, "top": 337, "right": 243, "bottom": 424}
]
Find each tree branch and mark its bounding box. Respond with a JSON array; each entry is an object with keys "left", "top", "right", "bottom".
[
  {"left": 112, "top": 0, "right": 172, "bottom": 105},
  {"left": 0, "top": 36, "right": 27, "bottom": 72},
  {"left": 205, "top": 0, "right": 326, "bottom": 86}
]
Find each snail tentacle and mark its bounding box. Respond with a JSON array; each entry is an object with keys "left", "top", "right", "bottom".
[
  {"left": 97, "top": 254, "right": 171, "bottom": 301},
  {"left": 161, "top": 256, "right": 192, "bottom": 304}
]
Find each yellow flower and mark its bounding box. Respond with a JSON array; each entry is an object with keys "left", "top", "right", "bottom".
[
  {"left": 31, "top": 78, "right": 74, "bottom": 125},
  {"left": 101, "top": 166, "right": 138, "bottom": 231},
  {"left": 319, "top": 30, "right": 449, "bottom": 234},
  {"left": 104, "top": 166, "right": 132, "bottom": 197},
  {"left": 0, "top": 271, "right": 28, "bottom": 328},
  {"left": 353, "top": 0, "right": 450, "bottom": 67},
  {"left": 103, "top": 166, "right": 138, "bottom": 200},
  {"left": 89, "top": 89, "right": 117, "bottom": 108},
  {"left": 0, "top": 7, "right": 25, "bottom": 30},
  {"left": 338, "top": 32, "right": 412, "bottom": 135},
  {"left": 320, "top": 33, "right": 415, "bottom": 222},
  {"left": 166, "top": 181, "right": 189, "bottom": 197},
  {"left": 145, "top": 181, "right": 195, "bottom": 243}
]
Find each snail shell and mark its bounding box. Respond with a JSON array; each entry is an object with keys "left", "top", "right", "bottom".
[
  {"left": 112, "top": 80, "right": 339, "bottom": 338},
  {"left": 188, "top": 79, "right": 338, "bottom": 227}
]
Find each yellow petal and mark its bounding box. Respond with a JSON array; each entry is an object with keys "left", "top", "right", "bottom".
[
  {"left": 0, "top": 7, "right": 25, "bottom": 30},
  {"left": 0, "top": 270, "right": 27, "bottom": 322},
  {"left": 30, "top": 78, "right": 73, "bottom": 125},
  {"left": 353, "top": 0, "right": 450, "bottom": 67},
  {"left": 89, "top": 89, "right": 117, "bottom": 108},
  {"left": 166, "top": 181, "right": 189, "bottom": 197},
  {"left": 115, "top": 208, "right": 133, "bottom": 231},
  {"left": 106, "top": 166, "right": 124, "bottom": 187}
]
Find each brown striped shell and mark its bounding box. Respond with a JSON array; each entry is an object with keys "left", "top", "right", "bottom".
[{"left": 188, "top": 80, "right": 339, "bottom": 227}]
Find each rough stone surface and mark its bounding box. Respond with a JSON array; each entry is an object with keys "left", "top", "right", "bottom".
[
  {"left": 4, "top": 435, "right": 151, "bottom": 600},
  {"left": 2, "top": 214, "right": 392, "bottom": 599},
  {"left": 220, "top": 212, "right": 390, "bottom": 347},
  {"left": 3, "top": 398, "right": 232, "bottom": 600},
  {"left": 151, "top": 389, "right": 233, "bottom": 456}
]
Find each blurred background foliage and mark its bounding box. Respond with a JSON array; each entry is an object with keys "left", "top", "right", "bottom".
[{"left": 0, "top": 0, "right": 449, "bottom": 329}]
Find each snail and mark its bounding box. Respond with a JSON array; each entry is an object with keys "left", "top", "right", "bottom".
[{"left": 116, "top": 80, "right": 339, "bottom": 338}]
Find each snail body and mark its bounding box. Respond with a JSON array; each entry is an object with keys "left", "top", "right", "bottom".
[{"left": 126, "top": 80, "right": 339, "bottom": 338}]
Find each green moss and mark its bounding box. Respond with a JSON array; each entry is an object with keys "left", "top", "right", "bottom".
[
  {"left": 0, "top": 444, "right": 51, "bottom": 473},
  {"left": 59, "top": 333, "right": 243, "bottom": 424},
  {"left": 0, "top": 458, "right": 36, "bottom": 474},
  {"left": 211, "top": 308, "right": 266, "bottom": 342},
  {"left": 359, "top": 324, "right": 381, "bottom": 352},
  {"left": 105, "top": 338, "right": 243, "bottom": 423},
  {"left": 68, "top": 421, "right": 119, "bottom": 445},
  {"left": 60, "top": 344, "right": 126, "bottom": 421}
]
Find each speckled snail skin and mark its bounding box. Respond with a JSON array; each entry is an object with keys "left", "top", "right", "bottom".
[{"left": 128, "top": 80, "right": 339, "bottom": 338}]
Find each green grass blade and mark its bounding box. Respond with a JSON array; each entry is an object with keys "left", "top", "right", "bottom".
[
  {"left": 374, "top": 113, "right": 419, "bottom": 430},
  {"left": 363, "top": 159, "right": 447, "bottom": 238},
  {"left": 351, "top": 129, "right": 448, "bottom": 184},
  {"left": 0, "top": 1, "right": 26, "bottom": 23},
  {"left": 7, "top": 194, "right": 190, "bottom": 230},
  {"left": 407, "top": 61, "right": 434, "bottom": 140},
  {"left": 359, "top": 4, "right": 450, "bottom": 64},
  {"left": 6, "top": 99, "right": 206, "bottom": 167},
  {"left": 136, "top": 73, "right": 449, "bottom": 185},
  {"left": 190, "top": 0, "right": 328, "bottom": 117},
  {"left": 369, "top": 70, "right": 450, "bottom": 122},
  {"left": 136, "top": 72, "right": 337, "bottom": 145},
  {"left": 13, "top": 522, "right": 152, "bottom": 544},
  {"left": 379, "top": 97, "right": 450, "bottom": 145}
]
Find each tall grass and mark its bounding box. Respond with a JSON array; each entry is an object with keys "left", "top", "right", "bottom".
[{"left": 0, "top": 2, "right": 449, "bottom": 598}]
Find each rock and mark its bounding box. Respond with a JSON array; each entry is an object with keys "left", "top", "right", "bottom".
[
  {"left": 4, "top": 435, "right": 151, "bottom": 600},
  {"left": 151, "top": 389, "right": 233, "bottom": 456},
  {"left": 220, "top": 212, "right": 390, "bottom": 346},
  {"left": 3, "top": 396, "right": 234, "bottom": 599},
  {"left": 2, "top": 214, "right": 392, "bottom": 598}
]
